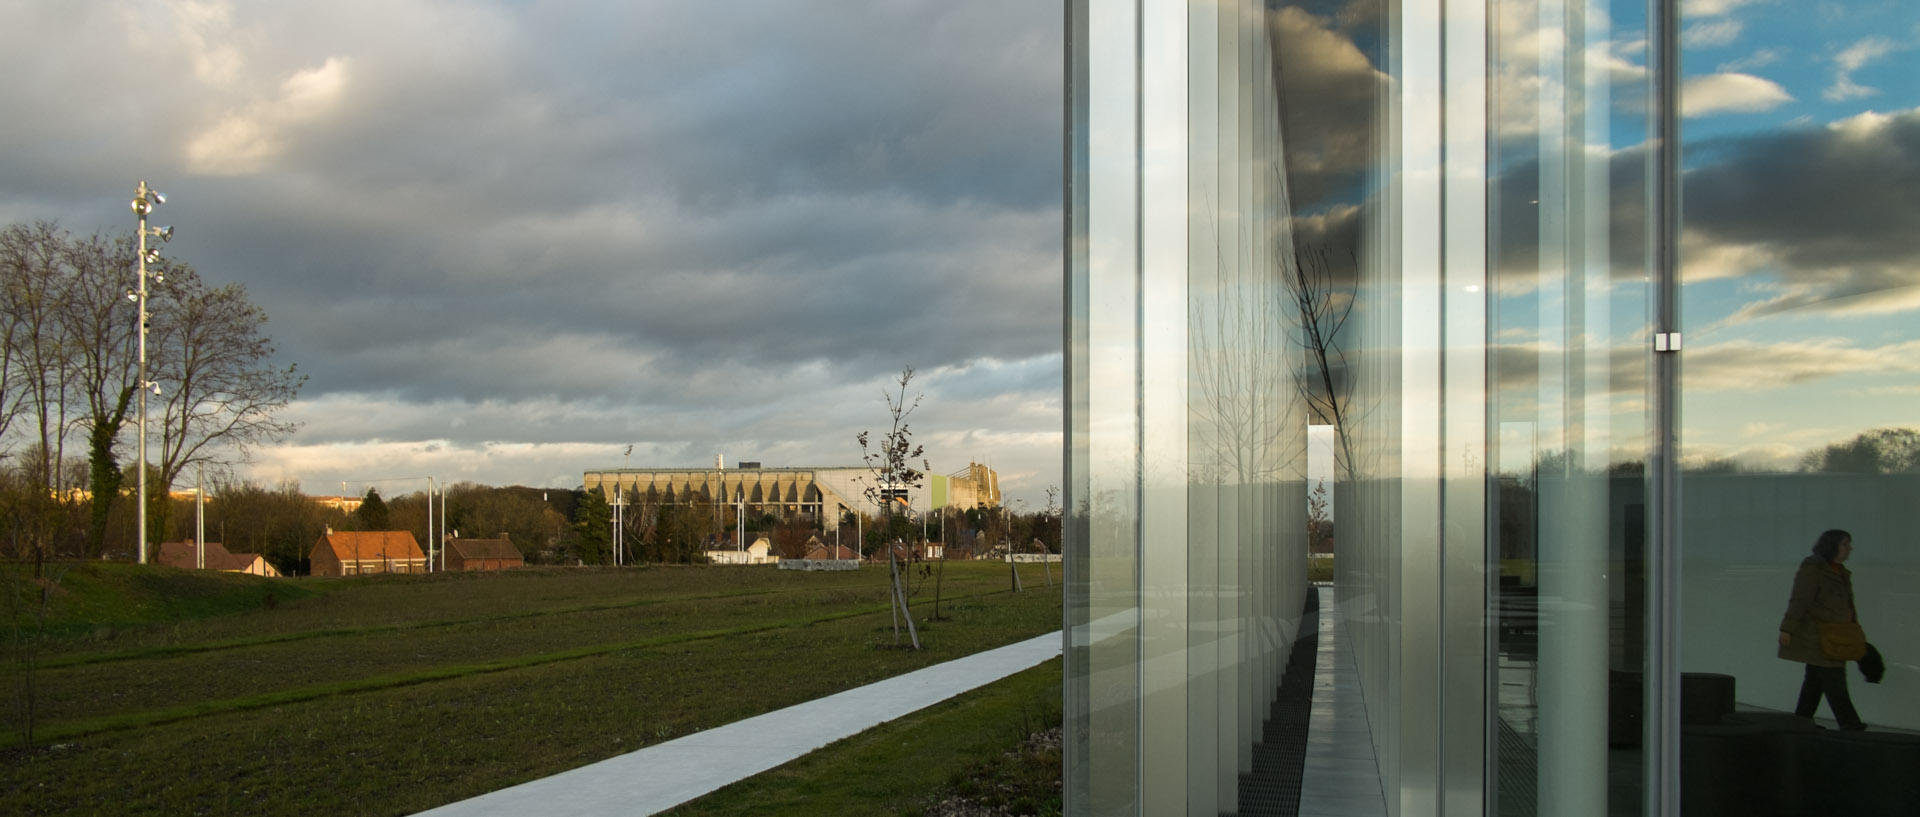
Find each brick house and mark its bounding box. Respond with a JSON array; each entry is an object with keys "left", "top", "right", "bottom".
[
  {"left": 803, "top": 542, "right": 860, "bottom": 560},
  {"left": 310, "top": 530, "right": 427, "bottom": 577},
  {"left": 156, "top": 541, "right": 283, "bottom": 577},
  {"left": 443, "top": 534, "right": 523, "bottom": 571}
]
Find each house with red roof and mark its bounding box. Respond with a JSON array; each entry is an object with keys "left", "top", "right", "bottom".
[
  {"left": 443, "top": 533, "right": 524, "bottom": 571},
  {"left": 310, "top": 530, "right": 427, "bottom": 577}
]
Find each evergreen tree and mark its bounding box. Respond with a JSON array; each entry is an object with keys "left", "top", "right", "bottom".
[
  {"left": 573, "top": 488, "right": 611, "bottom": 565},
  {"left": 355, "top": 488, "right": 390, "bottom": 530}
]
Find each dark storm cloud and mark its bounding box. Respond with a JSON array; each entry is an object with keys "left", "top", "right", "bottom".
[
  {"left": 0, "top": 0, "right": 1066, "bottom": 497},
  {"left": 1479, "top": 105, "right": 1920, "bottom": 316},
  {"left": 1683, "top": 108, "right": 1920, "bottom": 320},
  {"left": 1271, "top": 3, "right": 1385, "bottom": 213}
]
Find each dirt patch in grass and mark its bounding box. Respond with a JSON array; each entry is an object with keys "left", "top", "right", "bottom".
[{"left": 923, "top": 726, "right": 1063, "bottom": 817}]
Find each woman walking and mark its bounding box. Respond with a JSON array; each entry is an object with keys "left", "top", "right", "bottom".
[{"left": 1777, "top": 529, "right": 1867, "bottom": 730}]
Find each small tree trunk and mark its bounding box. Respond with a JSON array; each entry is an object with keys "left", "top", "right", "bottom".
[
  {"left": 1010, "top": 556, "right": 1023, "bottom": 592},
  {"left": 890, "top": 552, "right": 922, "bottom": 649},
  {"left": 933, "top": 552, "right": 946, "bottom": 619},
  {"left": 888, "top": 549, "right": 902, "bottom": 644}
]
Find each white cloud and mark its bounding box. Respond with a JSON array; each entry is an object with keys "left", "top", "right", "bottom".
[
  {"left": 1684, "top": 19, "right": 1744, "bottom": 48},
  {"left": 1825, "top": 36, "right": 1898, "bottom": 101},
  {"left": 1683, "top": 337, "right": 1920, "bottom": 392},
  {"left": 1720, "top": 281, "right": 1920, "bottom": 325},
  {"left": 1718, "top": 47, "right": 1787, "bottom": 73},
  {"left": 1682, "top": 0, "right": 1762, "bottom": 16},
  {"left": 1681, "top": 72, "right": 1793, "bottom": 117},
  {"left": 157, "top": 0, "right": 250, "bottom": 87},
  {"left": 186, "top": 57, "right": 352, "bottom": 174}
]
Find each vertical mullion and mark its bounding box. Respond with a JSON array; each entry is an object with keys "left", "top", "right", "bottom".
[{"left": 1646, "top": 0, "right": 1682, "bottom": 811}]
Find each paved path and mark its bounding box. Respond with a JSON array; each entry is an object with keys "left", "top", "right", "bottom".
[
  {"left": 415, "top": 631, "right": 1063, "bottom": 817},
  {"left": 1300, "top": 586, "right": 1388, "bottom": 817}
]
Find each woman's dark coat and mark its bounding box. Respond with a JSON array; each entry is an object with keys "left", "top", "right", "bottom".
[{"left": 1778, "top": 554, "right": 1857, "bottom": 669}]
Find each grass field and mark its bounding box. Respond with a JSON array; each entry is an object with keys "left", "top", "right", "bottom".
[
  {"left": 1, "top": 560, "right": 1061, "bottom": 816},
  {"left": 664, "top": 658, "right": 1064, "bottom": 817}
]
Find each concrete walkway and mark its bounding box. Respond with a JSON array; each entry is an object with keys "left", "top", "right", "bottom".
[
  {"left": 415, "top": 631, "right": 1063, "bottom": 817},
  {"left": 1299, "top": 586, "right": 1387, "bottom": 817}
]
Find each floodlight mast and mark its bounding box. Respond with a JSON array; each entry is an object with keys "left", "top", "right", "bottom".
[{"left": 130, "top": 181, "right": 170, "bottom": 564}]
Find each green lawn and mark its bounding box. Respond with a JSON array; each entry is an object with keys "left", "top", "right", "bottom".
[
  {"left": 1, "top": 560, "right": 1060, "bottom": 816},
  {"left": 664, "top": 658, "right": 1064, "bottom": 817}
]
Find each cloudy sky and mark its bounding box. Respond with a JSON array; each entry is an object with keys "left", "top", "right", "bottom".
[
  {"left": 1672, "top": 0, "right": 1919, "bottom": 469},
  {"left": 1271, "top": 0, "right": 1918, "bottom": 474},
  {"left": 0, "top": 1, "right": 1065, "bottom": 503}
]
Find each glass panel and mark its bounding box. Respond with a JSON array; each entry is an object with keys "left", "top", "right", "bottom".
[
  {"left": 1066, "top": 0, "right": 1141, "bottom": 813},
  {"left": 1678, "top": 0, "right": 1920, "bottom": 808},
  {"left": 1067, "top": 2, "right": 1313, "bottom": 812},
  {"left": 1487, "top": 0, "right": 1652, "bottom": 813}
]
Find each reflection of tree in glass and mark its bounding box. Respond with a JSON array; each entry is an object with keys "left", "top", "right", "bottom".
[
  {"left": 1801, "top": 427, "right": 1920, "bottom": 474},
  {"left": 1285, "top": 244, "right": 1361, "bottom": 478},
  {"left": 1189, "top": 208, "right": 1305, "bottom": 491},
  {"left": 1307, "top": 479, "right": 1334, "bottom": 553}
]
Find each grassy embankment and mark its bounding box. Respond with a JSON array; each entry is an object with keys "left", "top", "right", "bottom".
[{"left": 1, "top": 559, "right": 1060, "bottom": 816}]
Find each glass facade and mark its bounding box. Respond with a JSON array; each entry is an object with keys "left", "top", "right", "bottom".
[{"left": 1067, "top": 0, "right": 1918, "bottom": 814}]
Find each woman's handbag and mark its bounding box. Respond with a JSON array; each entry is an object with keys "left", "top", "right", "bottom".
[{"left": 1819, "top": 620, "right": 1868, "bottom": 662}]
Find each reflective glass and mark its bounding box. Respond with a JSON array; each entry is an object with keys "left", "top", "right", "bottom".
[
  {"left": 1676, "top": 0, "right": 1920, "bottom": 798},
  {"left": 1486, "top": 0, "right": 1653, "bottom": 813}
]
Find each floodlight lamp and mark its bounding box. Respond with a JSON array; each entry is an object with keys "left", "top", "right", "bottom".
[
  {"left": 153, "top": 271, "right": 164, "bottom": 283},
  {"left": 148, "top": 381, "right": 162, "bottom": 395},
  {"left": 132, "top": 198, "right": 151, "bottom": 216},
  {"left": 154, "top": 226, "right": 173, "bottom": 242},
  {"left": 126, "top": 290, "right": 138, "bottom": 302},
  {"left": 144, "top": 248, "right": 162, "bottom": 264},
  {"left": 152, "top": 191, "right": 166, "bottom": 205}
]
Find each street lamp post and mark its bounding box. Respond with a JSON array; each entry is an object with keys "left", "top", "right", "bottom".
[{"left": 131, "top": 181, "right": 171, "bottom": 564}]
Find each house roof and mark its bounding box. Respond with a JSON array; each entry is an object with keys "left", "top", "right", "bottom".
[
  {"left": 314, "top": 531, "right": 426, "bottom": 562},
  {"left": 157, "top": 540, "right": 267, "bottom": 571},
  {"left": 804, "top": 543, "right": 859, "bottom": 560},
  {"left": 448, "top": 537, "right": 521, "bottom": 561}
]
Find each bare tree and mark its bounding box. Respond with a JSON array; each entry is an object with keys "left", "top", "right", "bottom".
[
  {"left": 1285, "top": 244, "right": 1360, "bottom": 477},
  {"left": 1, "top": 224, "right": 139, "bottom": 555},
  {"left": 769, "top": 511, "right": 814, "bottom": 560},
  {"left": 145, "top": 267, "right": 304, "bottom": 536},
  {"left": 857, "top": 367, "right": 927, "bottom": 650},
  {"left": 1038, "top": 485, "right": 1060, "bottom": 586},
  {"left": 60, "top": 234, "right": 144, "bottom": 555},
  {"left": 0, "top": 222, "right": 303, "bottom": 555},
  {"left": 0, "top": 223, "right": 82, "bottom": 490}
]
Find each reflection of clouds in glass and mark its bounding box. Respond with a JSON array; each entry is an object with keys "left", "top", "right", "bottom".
[
  {"left": 1685, "top": 338, "right": 1920, "bottom": 391},
  {"left": 1685, "top": 107, "right": 1920, "bottom": 321},
  {"left": 1491, "top": 336, "right": 1920, "bottom": 399},
  {"left": 1489, "top": 0, "right": 1649, "bottom": 138},
  {"left": 1682, "top": 72, "right": 1792, "bottom": 116},
  {"left": 1684, "top": 19, "right": 1744, "bottom": 48},
  {"left": 1717, "top": 46, "right": 1787, "bottom": 73},
  {"left": 1682, "top": 0, "right": 1762, "bottom": 16},
  {"left": 1825, "top": 36, "right": 1900, "bottom": 101},
  {"left": 1272, "top": 5, "right": 1384, "bottom": 211}
]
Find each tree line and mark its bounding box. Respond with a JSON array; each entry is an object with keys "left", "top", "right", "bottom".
[{"left": 0, "top": 221, "right": 303, "bottom": 563}]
